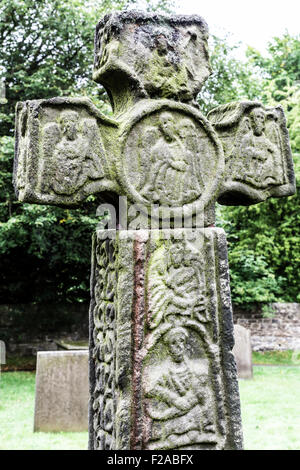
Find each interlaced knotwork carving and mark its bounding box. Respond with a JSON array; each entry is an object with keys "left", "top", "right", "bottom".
[{"left": 92, "top": 239, "right": 117, "bottom": 450}]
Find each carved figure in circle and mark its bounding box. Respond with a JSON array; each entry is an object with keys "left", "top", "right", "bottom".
[
  {"left": 142, "top": 112, "right": 188, "bottom": 205},
  {"left": 141, "top": 112, "right": 206, "bottom": 205},
  {"left": 236, "top": 108, "right": 282, "bottom": 188},
  {"left": 177, "top": 118, "right": 204, "bottom": 195},
  {"left": 144, "top": 327, "right": 216, "bottom": 450},
  {"left": 147, "top": 241, "right": 207, "bottom": 330}
]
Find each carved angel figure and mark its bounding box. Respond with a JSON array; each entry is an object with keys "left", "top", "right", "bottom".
[
  {"left": 144, "top": 327, "right": 216, "bottom": 450},
  {"left": 140, "top": 113, "right": 203, "bottom": 205},
  {"left": 146, "top": 242, "right": 207, "bottom": 330},
  {"left": 232, "top": 108, "right": 283, "bottom": 188},
  {"left": 141, "top": 112, "right": 188, "bottom": 204},
  {"left": 40, "top": 111, "right": 104, "bottom": 195}
]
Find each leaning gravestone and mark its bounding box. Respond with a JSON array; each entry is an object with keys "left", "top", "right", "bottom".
[
  {"left": 34, "top": 351, "right": 89, "bottom": 432},
  {"left": 233, "top": 325, "right": 253, "bottom": 379},
  {"left": 13, "top": 11, "right": 295, "bottom": 450}
]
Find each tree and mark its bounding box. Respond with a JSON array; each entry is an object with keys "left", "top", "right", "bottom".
[
  {"left": 220, "top": 33, "right": 300, "bottom": 307},
  {"left": 0, "top": 0, "right": 174, "bottom": 305},
  {"left": 0, "top": 0, "right": 174, "bottom": 135},
  {"left": 198, "top": 34, "right": 263, "bottom": 114},
  {"left": 246, "top": 33, "right": 300, "bottom": 97}
]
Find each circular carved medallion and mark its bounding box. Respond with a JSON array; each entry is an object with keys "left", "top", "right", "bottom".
[{"left": 118, "top": 101, "right": 224, "bottom": 219}]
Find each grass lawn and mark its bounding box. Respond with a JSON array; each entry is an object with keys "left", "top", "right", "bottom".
[
  {"left": 0, "top": 372, "right": 88, "bottom": 450},
  {"left": 239, "top": 366, "right": 300, "bottom": 450},
  {"left": 0, "top": 367, "right": 299, "bottom": 450},
  {"left": 252, "top": 350, "right": 298, "bottom": 365}
]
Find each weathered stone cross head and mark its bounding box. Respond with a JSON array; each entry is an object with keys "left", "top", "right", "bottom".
[
  {"left": 13, "top": 10, "right": 295, "bottom": 451},
  {"left": 14, "top": 10, "right": 295, "bottom": 224}
]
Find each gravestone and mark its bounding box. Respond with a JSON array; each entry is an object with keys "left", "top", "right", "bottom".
[
  {"left": 13, "top": 11, "right": 295, "bottom": 450},
  {"left": 233, "top": 325, "right": 253, "bottom": 379},
  {"left": 0, "top": 340, "right": 5, "bottom": 366},
  {"left": 34, "top": 351, "right": 89, "bottom": 432}
]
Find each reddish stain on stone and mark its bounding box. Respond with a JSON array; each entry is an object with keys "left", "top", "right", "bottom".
[{"left": 130, "top": 237, "right": 145, "bottom": 450}]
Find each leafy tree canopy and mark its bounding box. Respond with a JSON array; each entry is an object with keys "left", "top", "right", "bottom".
[
  {"left": 220, "top": 33, "right": 300, "bottom": 307},
  {"left": 0, "top": 1, "right": 298, "bottom": 308},
  {"left": 0, "top": 0, "right": 174, "bottom": 304},
  {"left": 0, "top": 0, "right": 174, "bottom": 135}
]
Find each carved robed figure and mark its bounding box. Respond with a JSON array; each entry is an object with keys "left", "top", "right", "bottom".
[{"left": 13, "top": 11, "right": 295, "bottom": 450}]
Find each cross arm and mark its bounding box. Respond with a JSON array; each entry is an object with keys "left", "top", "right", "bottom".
[
  {"left": 13, "top": 96, "right": 120, "bottom": 206},
  {"left": 208, "top": 101, "right": 296, "bottom": 205}
]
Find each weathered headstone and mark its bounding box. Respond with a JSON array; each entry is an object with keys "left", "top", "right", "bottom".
[
  {"left": 0, "top": 340, "right": 5, "bottom": 366},
  {"left": 233, "top": 325, "right": 253, "bottom": 379},
  {"left": 34, "top": 351, "right": 89, "bottom": 432},
  {"left": 14, "top": 11, "right": 295, "bottom": 450}
]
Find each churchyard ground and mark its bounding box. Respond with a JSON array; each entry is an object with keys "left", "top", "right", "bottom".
[{"left": 0, "top": 364, "right": 299, "bottom": 450}]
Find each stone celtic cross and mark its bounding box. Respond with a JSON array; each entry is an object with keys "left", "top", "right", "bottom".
[{"left": 13, "top": 11, "right": 295, "bottom": 450}]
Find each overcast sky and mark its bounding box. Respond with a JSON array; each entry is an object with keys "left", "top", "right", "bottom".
[{"left": 174, "top": 0, "right": 299, "bottom": 53}]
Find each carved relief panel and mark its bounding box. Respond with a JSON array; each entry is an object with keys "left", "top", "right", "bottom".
[
  {"left": 90, "top": 237, "right": 118, "bottom": 450},
  {"left": 208, "top": 102, "right": 295, "bottom": 204},
  {"left": 14, "top": 97, "right": 118, "bottom": 205},
  {"left": 118, "top": 100, "right": 224, "bottom": 219},
  {"left": 15, "top": 97, "right": 294, "bottom": 216},
  {"left": 89, "top": 228, "right": 243, "bottom": 450}
]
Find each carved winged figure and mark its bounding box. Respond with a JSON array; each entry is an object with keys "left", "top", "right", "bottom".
[
  {"left": 141, "top": 113, "right": 203, "bottom": 205},
  {"left": 231, "top": 108, "right": 283, "bottom": 188},
  {"left": 40, "top": 111, "right": 104, "bottom": 195},
  {"left": 146, "top": 242, "right": 207, "bottom": 330}
]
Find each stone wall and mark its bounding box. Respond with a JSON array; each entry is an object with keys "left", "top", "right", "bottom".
[
  {"left": 234, "top": 303, "right": 300, "bottom": 351},
  {"left": 1, "top": 302, "right": 299, "bottom": 357},
  {"left": 0, "top": 302, "right": 89, "bottom": 357}
]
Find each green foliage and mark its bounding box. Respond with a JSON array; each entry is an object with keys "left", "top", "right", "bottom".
[
  {"left": 0, "top": 135, "right": 14, "bottom": 207},
  {"left": 0, "top": 135, "right": 100, "bottom": 302},
  {"left": 218, "top": 32, "right": 300, "bottom": 307},
  {"left": 0, "top": 0, "right": 93, "bottom": 135},
  {"left": 198, "top": 34, "right": 263, "bottom": 114},
  {"left": 246, "top": 33, "right": 300, "bottom": 95},
  {"left": 0, "top": 0, "right": 174, "bottom": 134},
  {"left": 252, "top": 350, "right": 296, "bottom": 365},
  {"left": 0, "top": 0, "right": 174, "bottom": 304},
  {"left": 227, "top": 249, "right": 283, "bottom": 306},
  {"left": 261, "top": 304, "right": 276, "bottom": 319},
  {"left": 0, "top": 1, "right": 299, "bottom": 308},
  {"left": 220, "top": 184, "right": 300, "bottom": 305}
]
